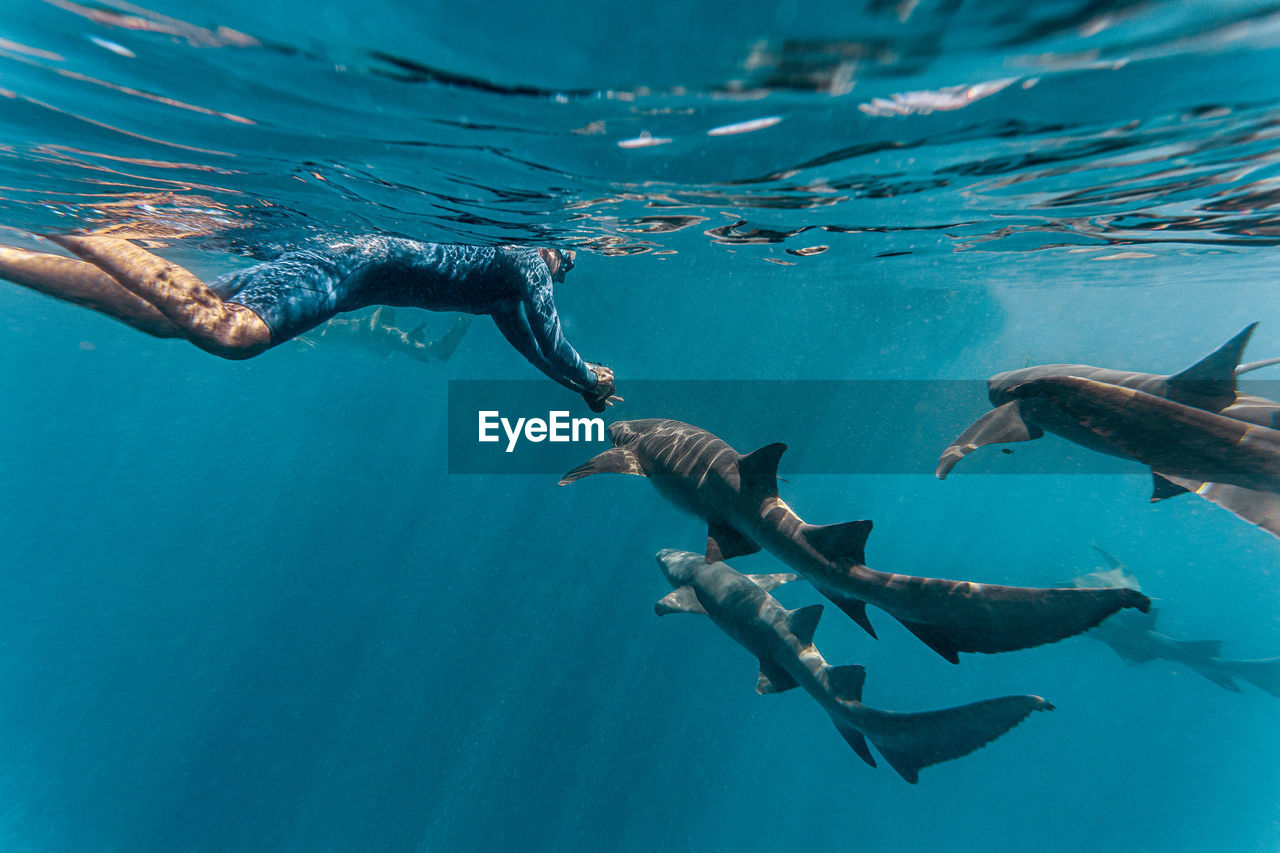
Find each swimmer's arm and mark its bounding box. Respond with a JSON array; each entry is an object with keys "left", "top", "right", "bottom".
[
  {"left": 492, "top": 304, "right": 595, "bottom": 393},
  {"left": 520, "top": 275, "right": 598, "bottom": 392}
]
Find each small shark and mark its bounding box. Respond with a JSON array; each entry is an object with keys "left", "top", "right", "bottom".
[
  {"left": 654, "top": 548, "right": 1052, "bottom": 783},
  {"left": 938, "top": 324, "right": 1280, "bottom": 536},
  {"left": 561, "top": 418, "right": 1149, "bottom": 663},
  {"left": 295, "top": 307, "right": 472, "bottom": 362},
  {"left": 1067, "top": 547, "right": 1280, "bottom": 697}
]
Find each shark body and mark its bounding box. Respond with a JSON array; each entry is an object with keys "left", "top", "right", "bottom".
[
  {"left": 654, "top": 549, "right": 1052, "bottom": 783},
  {"left": 562, "top": 418, "right": 1148, "bottom": 663},
  {"left": 938, "top": 324, "right": 1280, "bottom": 536}
]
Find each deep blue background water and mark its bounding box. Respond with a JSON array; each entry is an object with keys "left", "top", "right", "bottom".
[{"left": 1, "top": 1, "right": 1280, "bottom": 850}]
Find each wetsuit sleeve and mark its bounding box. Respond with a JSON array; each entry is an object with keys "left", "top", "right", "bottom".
[
  {"left": 492, "top": 301, "right": 597, "bottom": 393},
  {"left": 494, "top": 268, "right": 598, "bottom": 393}
]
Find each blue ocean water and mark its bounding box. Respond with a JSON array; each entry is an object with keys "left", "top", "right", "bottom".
[{"left": 1, "top": 0, "right": 1279, "bottom": 850}]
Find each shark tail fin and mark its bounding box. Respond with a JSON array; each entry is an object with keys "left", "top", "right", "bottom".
[
  {"left": 431, "top": 315, "right": 473, "bottom": 361},
  {"left": 1167, "top": 323, "right": 1257, "bottom": 409},
  {"left": 1220, "top": 658, "right": 1280, "bottom": 698},
  {"left": 855, "top": 695, "right": 1053, "bottom": 784},
  {"left": 876, "top": 576, "right": 1149, "bottom": 663}
]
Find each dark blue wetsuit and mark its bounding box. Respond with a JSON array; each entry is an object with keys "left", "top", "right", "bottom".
[{"left": 210, "top": 236, "right": 598, "bottom": 394}]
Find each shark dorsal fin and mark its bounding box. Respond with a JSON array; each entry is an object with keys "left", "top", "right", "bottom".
[
  {"left": 826, "top": 664, "right": 866, "bottom": 703},
  {"left": 785, "top": 604, "right": 824, "bottom": 648},
  {"left": 1167, "top": 323, "right": 1257, "bottom": 409},
  {"left": 756, "top": 658, "right": 799, "bottom": 694},
  {"left": 804, "top": 520, "right": 873, "bottom": 568},
  {"left": 738, "top": 442, "right": 786, "bottom": 496},
  {"left": 1090, "top": 543, "right": 1124, "bottom": 570}
]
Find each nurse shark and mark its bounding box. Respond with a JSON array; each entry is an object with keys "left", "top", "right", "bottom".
[
  {"left": 1066, "top": 547, "right": 1280, "bottom": 697},
  {"left": 653, "top": 548, "right": 1052, "bottom": 783},
  {"left": 560, "top": 418, "right": 1149, "bottom": 663},
  {"left": 937, "top": 324, "right": 1280, "bottom": 536}
]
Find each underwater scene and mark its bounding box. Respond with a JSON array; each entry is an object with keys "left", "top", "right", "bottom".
[{"left": 1, "top": 0, "right": 1279, "bottom": 850}]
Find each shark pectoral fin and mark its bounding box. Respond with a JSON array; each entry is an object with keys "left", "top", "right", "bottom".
[
  {"left": 1110, "top": 645, "right": 1158, "bottom": 666},
  {"left": 936, "top": 401, "right": 1042, "bottom": 479},
  {"left": 803, "top": 520, "right": 873, "bottom": 568},
  {"left": 1237, "top": 356, "right": 1280, "bottom": 375},
  {"left": 829, "top": 595, "right": 878, "bottom": 639},
  {"left": 756, "top": 658, "right": 800, "bottom": 694},
  {"left": 558, "top": 448, "right": 644, "bottom": 486},
  {"left": 784, "top": 604, "right": 824, "bottom": 648},
  {"left": 738, "top": 442, "right": 787, "bottom": 497},
  {"left": 654, "top": 586, "right": 707, "bottom": 616},
  {"left": 747, "top": 572, "right": 799, "bottom": 592},
  {"left": 705, "top": 523, "right": 760, "bottom": 562},
  {"left": 1164, "top": 479, "right": 1280, "bottom": 540},
  {"left": 831, "top": 719, "right": 877, "bottom": 768},
  {"left": 1151, "top": 473, "right": 1194, "bottom": 502},
  {"left": 1167, "top": 322, "right": 1256, "bottom": 409}
]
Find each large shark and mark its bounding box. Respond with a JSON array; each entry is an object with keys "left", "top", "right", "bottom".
[
  {"left": 937, "top": 324, "right": 1280, "bottom": 536},
  {"left": 653, "top": 548, "right": 1052, "bottom": 783},
  {"left": 561, "top": 418, "right": 1149, "bottom": 663},
  {"left": 1067, "top": 547, "right": 1280, "bottom": 697}
]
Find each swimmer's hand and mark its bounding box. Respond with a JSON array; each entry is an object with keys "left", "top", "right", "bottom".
[{"left": 584, "top": 363, "right": 623, "bottom": 413}]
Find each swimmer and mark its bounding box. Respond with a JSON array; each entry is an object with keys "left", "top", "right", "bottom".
[
  {"left": 0, "top": 234, "right": 621, "bottom": 411},
  {"left": 296, "top": 308, "right": 473, "bottom": 364}
]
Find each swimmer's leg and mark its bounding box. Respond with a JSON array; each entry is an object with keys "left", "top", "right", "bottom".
[
  {"left": 47, "top": 234, "right": 271, "bottom": 359},
  {"left": 0, "top": 243, "right": 182, "bottom": 338}
]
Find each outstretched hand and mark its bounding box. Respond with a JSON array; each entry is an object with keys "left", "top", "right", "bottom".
[{"left": 584, "top": 363, "right": 623, "bottom": 413}]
